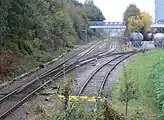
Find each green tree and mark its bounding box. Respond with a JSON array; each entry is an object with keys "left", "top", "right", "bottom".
[
  {"left": 84, "top": 0, "right": 105, "bottom": 21},
  {"left": 119, "top": 67, "right": 140, "bottom": 118},
  {"left": 123, "top": 4, "right": 140, "bottom": 36}
]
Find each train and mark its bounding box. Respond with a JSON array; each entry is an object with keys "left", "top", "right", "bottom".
[
  {"left": 153, "top": 33, "right": 164, "bottom": 48},
  {"left": 129, "top": 30, "right": 164, "bottom": 48}
]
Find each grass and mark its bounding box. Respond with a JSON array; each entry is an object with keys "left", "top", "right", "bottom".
[{"left": 113, "top": 50, "right": 164, "bottom": 119}]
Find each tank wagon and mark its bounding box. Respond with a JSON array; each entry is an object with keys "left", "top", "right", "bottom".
[
  {"left": 153, "top": 33, "right": 164, "bottom": 48},
  {"left": 130, "top": 32, "right": 143, "bottom": 47},
  {"left": 129, "top": 31, "right": 154, "bottom": 48}
]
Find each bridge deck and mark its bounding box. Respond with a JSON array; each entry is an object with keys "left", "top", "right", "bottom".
[
  {"left": 89, "top": 24, "right": 164, "bottom": 29},
  {"left": 89, "top": 21, "right": 164, "bottom": 29},
  {"left": 89, "top": 26, "right": 126, "bottom": 29}
]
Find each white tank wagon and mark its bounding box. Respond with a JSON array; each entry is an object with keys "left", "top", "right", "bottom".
[
  {"left": 130, "top": 32, "right": 143, "bottom": 47},
  {"left": 153, "top": 33, "right": 164, "bottom": 48}
]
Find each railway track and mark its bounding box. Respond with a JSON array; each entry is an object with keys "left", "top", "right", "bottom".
[
  {"left": 0, "top": 40, "right": 103, "bottom": 92},
  {"left": 69, "top": 50, "right": 141, "bottom": 112},
  {"left": 78, "top": 52, "right": 137, "bottom": 96},
  {"left": 0, "top": 48, "right": 139, "bottom": 119},
  {"left": 0, "top": 40, "right": 103, "bottom": 95},
  {"left": 0, "top": 40, "right": 117, "bottom": 119},
  {"left": 81, "top": 39, "right": 112, "bottom": 60}
]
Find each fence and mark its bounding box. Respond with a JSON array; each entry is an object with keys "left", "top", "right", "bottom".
[{"left": 125, "top": 41, "right": 156, "bottom": 51}]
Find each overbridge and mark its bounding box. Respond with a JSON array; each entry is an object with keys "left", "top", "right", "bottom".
[{"left": 89, "top": 21, "right": 164, "bottom": 30}]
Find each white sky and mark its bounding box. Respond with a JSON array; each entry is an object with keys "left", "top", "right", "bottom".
[{"left": 80, "top": 0, "right": 155, "bottom": 22}]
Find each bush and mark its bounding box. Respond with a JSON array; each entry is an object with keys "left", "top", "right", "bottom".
[
  {"left": 152, "top": 59, "right": 164, "bottom": 119},
  {"left": 0, "top": 52, "right": 16, "bottom": 79}
]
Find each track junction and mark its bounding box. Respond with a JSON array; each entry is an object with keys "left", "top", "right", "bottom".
[{"left": 0, "top": 39, "right": 143, "bottom": 119}]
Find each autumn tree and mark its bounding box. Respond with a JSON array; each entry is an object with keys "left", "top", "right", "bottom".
[
  {"left": 127, "top": 11, "right": 153, "bottom": 34},
  {"left": 127, "top": 15, "right": 144, "bottom": 34},
  {"left": 140, "top": 12, "right": 153, "bottom": 32}
]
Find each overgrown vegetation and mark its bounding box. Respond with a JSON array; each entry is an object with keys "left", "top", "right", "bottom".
[
  {"left": 152, "top": 58, "right": 164, "bottom": 119},
  {"left": 33, "top": 77, "right": 126, "bottom": 120},
  {"left": 113, "top": 50, "right": 164, "bottom": 119},
  {"left": 0, "top": 0, "right": 105, "bottom": 80},
  {"left": 29, "top": 50, "right": 164, "bottom": 120},
  {"left": 36, "top": 98, "right": 126, "bottom": 120}
]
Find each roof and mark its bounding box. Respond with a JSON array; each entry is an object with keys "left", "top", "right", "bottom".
[{"left": 151, "top": 24, "right": 164, "bottom": 28}]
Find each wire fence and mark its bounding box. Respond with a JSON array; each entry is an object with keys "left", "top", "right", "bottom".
[{"left": 124, "top": 41, "right": 158, "bottom": 51}]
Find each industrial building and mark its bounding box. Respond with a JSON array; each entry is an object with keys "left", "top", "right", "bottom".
[{"left": 155, "top": 0, "right": 164, "bottom": 23}]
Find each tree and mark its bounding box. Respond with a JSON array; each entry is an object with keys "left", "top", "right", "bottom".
[
  {"left": 84, "top": 0, "right": 105, "bottom": 21},
  {"left": 60, "top": 75, "right": 75, "bottom": 111},
  {"left": 140, "top": 11, "right": 153, "bottom": 32},
  {"left": 123, "top": 4, "right": 140, "bottom": 36},
  {"left": 127, "top": 11, "right": 153, "bottom": 34},
  {"left": 84, "top": 0, "right": 94, "bottom": 6},
  {"left": 119, "top": 66, "right": 139, "bottom": 118},
  {"left": 123, "top": 4, "right": 140, "bottom": 24},
  {"left": 127, "top": 15, "right": 144, "bottom": 34}
]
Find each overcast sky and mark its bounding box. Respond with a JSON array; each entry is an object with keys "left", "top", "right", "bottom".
[{"left": 80, "top": 0, "right": 155, "bottom": 22}]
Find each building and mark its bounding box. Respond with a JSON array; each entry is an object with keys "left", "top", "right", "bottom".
[{"left": 155, "top": 0, "right": 164, "bottom": 23}]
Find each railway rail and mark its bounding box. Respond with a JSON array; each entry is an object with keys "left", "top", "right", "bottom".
[
  {"left": 78, "top": 52, "right": 137, "bottom": 96},
  {"left": 0, "top": 40, "right": 103, "bottom": 91},
  {"left": 0, "top": 40, "right": 141, "bottom": 119},
  {"left": 0, "top": 40, "right": 103, "bottom": 95},
  {"left": 0, "top": 40, "right": 117, "bottom": 119},
  {"left": 69, "top": 50, "right": 141, "bottom": 113},
  {"left": 0, "top": 40, "right": 102, "bottom": 90}
]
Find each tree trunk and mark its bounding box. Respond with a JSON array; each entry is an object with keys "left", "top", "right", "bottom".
[
  {"left": 125, "top": 102, "right": 128, "bottom": 119},
  {"left": 63, "top": 90, "right": 69, "bottom": 111}
]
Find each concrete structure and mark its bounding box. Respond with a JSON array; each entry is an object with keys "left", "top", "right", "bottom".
[{"left": 155, "top": 0, "right": 164, "bottom": 22}]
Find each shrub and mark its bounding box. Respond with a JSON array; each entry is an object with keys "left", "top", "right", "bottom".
[
  {"left": 152, "top": 59, "right": 164, "bottom": 119},
  {"left": 0, "top": 52, "right": 16, "bottom": 79}
]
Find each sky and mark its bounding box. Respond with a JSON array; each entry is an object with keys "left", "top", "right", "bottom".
[{"left": 80, "top": 0, "right": 155, "bottom": 22}]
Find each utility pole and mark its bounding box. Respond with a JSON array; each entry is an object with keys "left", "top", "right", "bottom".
[
  {"left": 81, "top": 28, "right": 88, "bottom": 42},
  {"left": 108, "top": 29, "right": 110, "bottom": 39},
  {"left": 86, "top": 28, "right": 88, "bottom": 42}
]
